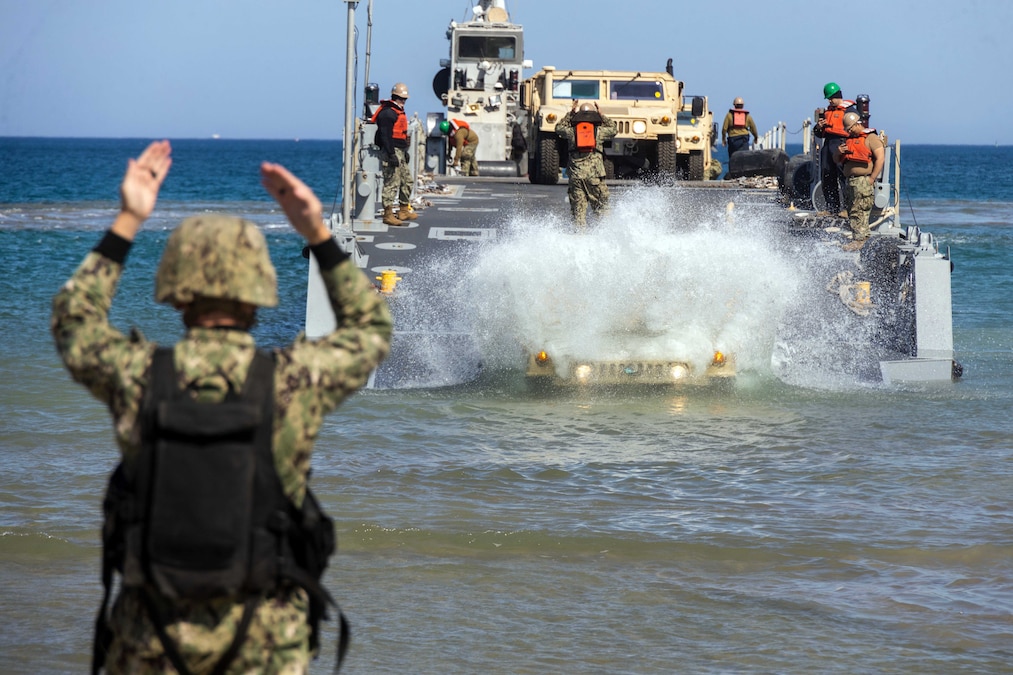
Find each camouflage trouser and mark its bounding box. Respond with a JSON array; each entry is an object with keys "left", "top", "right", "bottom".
[
  {"left": 845, "top": 175, "right": 875, "bottom": 240},
  {"left": 381, "top": 147, "right": 413, "bottom": 208},
  {"left": 104, "top": 587, "right": 312, "bottom": 674},
  {"left": 568, "top": 176, "right": 610, "bottom": 226},
  {"left": 457, "top": 145, "right": 479, "bottom": 176}
]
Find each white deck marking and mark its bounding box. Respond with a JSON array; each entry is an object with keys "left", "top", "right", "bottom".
[{"left": 429, "top": 227, "right": 497, "bottom": 241}]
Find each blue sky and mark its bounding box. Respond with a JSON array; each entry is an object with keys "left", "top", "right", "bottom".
[{"left": 1, "top": 0, "right": 1009, "bottom": 144}]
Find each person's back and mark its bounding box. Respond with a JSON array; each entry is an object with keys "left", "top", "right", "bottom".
[{"left": 52, "top": 141, "right": 393, "bottom": 672}]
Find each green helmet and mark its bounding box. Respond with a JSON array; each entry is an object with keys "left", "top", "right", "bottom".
[
  {"left": 439, "top": 120, "right": 451, "bottom": 134},
  {"left": 823, "top": 81, "right": 841, "bottom": 99},
  {"left": 156, "top": 215, "right": 278, "bottom": 308}
]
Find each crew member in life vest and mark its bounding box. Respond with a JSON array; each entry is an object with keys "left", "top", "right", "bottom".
[
  {"left": 555, "top": 100, "right": 618, "bottom": 227},
  {"left": 721, "top": 97, "right": 759, "bottom": 160},
  {"left": 372, "top": 82, "right": 417, "bottom": 226},
  {"left": 441, "top": 118, "right": 481, "bottom": 176},
  {"left": 832, "top": 111, "right": 885, "bottom": 251},
  {"left": 813, "top": 81, "right": 857, "bottom": 215},
  {"left": 51, "top": 140, "right": 392, "bottom": 673}
]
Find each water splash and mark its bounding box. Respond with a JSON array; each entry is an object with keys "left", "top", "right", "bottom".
[{"left": 464, "top": 186, "right": 804, "bottom": 377}]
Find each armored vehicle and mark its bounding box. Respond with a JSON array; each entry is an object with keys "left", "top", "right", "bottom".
[{"left": 521, "top": 65, "right": 714, "bottom": 183}]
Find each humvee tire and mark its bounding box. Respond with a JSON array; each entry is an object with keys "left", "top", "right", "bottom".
[
  {"left": 688, "top": 151, "right": 704, "bottom": 181},
  {"left": 531, "top": 131, "right": 560, "bottom": 185},
  {"left": 656, "top": 135, "right": 677, "bottom": 175}
]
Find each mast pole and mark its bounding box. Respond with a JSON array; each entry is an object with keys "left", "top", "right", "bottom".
[{"left": 341, "top": 0, "right": 358, "bottom": 228}]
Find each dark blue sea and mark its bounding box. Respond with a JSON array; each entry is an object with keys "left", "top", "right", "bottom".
[{"left": 1, "top": 137, "right": 1011, "bottom": 673}]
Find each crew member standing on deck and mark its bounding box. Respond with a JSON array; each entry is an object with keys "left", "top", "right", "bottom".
[
  {"left": 372, "top": 82, "right": 418, "bottom": 226},
  {"left": 556, "top": 100, "right": 618, "bottom": 227},
  {"left": 722, "top": 97, "right": 759, "bottom": 160},
  {"left": 443, "top": 118, "right": 481, "bottom": 176},
  {"left": 832, "top": 111, "right": 885, "bottom": 251},
  {"left": 813, "top": 82, "right": 857, "bottom": 216},
  {"left": 51, "top": 140, "right": 392, "bottom": 673}
]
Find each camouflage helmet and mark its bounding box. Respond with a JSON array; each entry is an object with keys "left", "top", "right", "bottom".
[
  {"left": 391, "top": 82, "right": 409, "bottom": 99},
  {"left": 823, "top": 81, "right": 841, "bottom": 99},
  {"left": 843, "top": 111, "right": 862, "bottom": 130},
  {"left": 156, "top": 215, "right": 278, "bottom": 308}
]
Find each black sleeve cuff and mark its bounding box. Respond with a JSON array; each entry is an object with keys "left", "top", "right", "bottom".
[
  {"left": 309, "top": 236, "right": 350, "bottom": 271},
  {"left": 94, "top": 230, "right": 133, "bottom": 264}
]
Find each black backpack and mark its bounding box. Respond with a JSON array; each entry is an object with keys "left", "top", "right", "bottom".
[{"left": 93, "top": 348, "right": 347, "bottom": 674}]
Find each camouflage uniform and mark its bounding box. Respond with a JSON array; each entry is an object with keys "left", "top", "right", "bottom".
[
  {"left": 51, "top": 224, "right": 392, "bottom": 673},
  {"left": 451, "top": 127, "right": 480, "bottom": 176},
  {"left": 555, "top": 110, "right": 618, "bottom": 226},
  {"left": 381, "top": 147, "right": 413, "bottom": 210}
]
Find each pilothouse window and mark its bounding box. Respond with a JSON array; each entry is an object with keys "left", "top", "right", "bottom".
[{"left": 457, "top": 35, "right": 516, "bottom": 60}]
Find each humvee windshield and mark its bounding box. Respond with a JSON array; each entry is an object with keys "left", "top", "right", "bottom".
[
  {"left": 457, "top": 35, "right": 516, "bottom": 59},
  {"left": 552, "top": 80, "right": 599, "bottom": 99},
  {"left": 610, "top": 80, "right": 664, "bottom": 100}
]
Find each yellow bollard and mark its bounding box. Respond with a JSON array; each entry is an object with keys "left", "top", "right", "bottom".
[{"left": 375, "top": 269, "right": 401, "bottom": 295}]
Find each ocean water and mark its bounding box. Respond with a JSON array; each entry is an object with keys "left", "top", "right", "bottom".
[{"left": 1, "top": 138, "right": 1012, "bottom": 673}]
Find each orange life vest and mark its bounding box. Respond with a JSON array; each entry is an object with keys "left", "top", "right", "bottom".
[
  {"left": 450, "top": 119, "right": 473, "bottom": 144},
  {"left": 842, "top": 132, "right": 873, "bottom": 165},
  {"left": 822, "top": 100, "right": 856, "bottom": 137},
  {"left": 731, "top": 109, "right": 749, "bottom": 128},
  {"left": 575, "top": 121, "right": 597, "bottom": 152},
  {"left": 371, "top": 100, "right": 408, "bottom": 141}
]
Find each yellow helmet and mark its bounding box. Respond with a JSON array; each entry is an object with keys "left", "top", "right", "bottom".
[
  {"left": 391, "top": 82, "right": 409, "bottom": 99},
  {"left": 843, "top": 112, "right": 861, "bottom": 130}
]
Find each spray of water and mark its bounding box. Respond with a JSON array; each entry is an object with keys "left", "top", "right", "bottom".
[{"left": 462, "top": 185, "right": 805, "bottom": 378}]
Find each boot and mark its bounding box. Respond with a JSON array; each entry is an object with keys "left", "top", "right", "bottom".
[
  {"left": 382, "top": 205, "right": 405, "bottom": 227},
  {"left": 397, "top": 204, "right": 418, "bottom": 221},
  {"left": 841, "top": 238, "right": 867, "bottom": 252}
]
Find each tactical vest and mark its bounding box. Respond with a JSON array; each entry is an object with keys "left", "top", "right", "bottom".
[
  {"left": 731, "top": 109, "right": 749, "bottom": 128},
  {"left": 93, "top": 348, "right": 346, "bottom": 675}
]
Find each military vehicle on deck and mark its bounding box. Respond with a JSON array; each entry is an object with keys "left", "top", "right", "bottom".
[{"left": 521, "top": 63, "right": 714, "bottom": 183}]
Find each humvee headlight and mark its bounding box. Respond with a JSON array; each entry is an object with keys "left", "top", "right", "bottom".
[
  {"left": 546, "top": 113, "right": 558, "bottom": 123},
  {"left": 690, "top": 135, "right": 701, "bottom": 143},
  {"left": 574, "top": 364, "right": 593, "bottom": 382},
  {"left": 632, "top": 120, "right": 647, "bottom": 134},
  {"left": 712, "top": 351, "right": 726, "bottom": 366},
  {"left": 670, "top": 364, "right": 690, "bottom": 380},
  {"left": 535, "top": 350, "right": 550, "bottom": 364},
  {"left": 660, "top": 115, "right": 672, "bottom": 125}
]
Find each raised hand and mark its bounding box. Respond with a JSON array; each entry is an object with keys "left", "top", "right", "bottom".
[
  {"left": 260, "top": 162, "right": 330, "bottom": 244},
  {"left": 121, "top": 140, "right": 172, "bottom": 221}
]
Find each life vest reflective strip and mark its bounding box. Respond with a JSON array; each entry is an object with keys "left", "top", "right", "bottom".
[
  {"left": 822, "top": 100, "right": 856, "bottom": 137},
  {"left": 842, "top": 133, "right": 873, "bottom": 165},
  {"left": 575, "top": 121, "right": 597, "bottom": 152},
  {"left": 371, "top": 101, "right": 408, "bottom": 141},
  {"left": 731, "top": 109, "right": 749, "bottom": 128}
]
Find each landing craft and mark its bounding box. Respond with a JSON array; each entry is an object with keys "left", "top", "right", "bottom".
[{"left": 308, "top": 0, "right": 961, "bottom": 389}]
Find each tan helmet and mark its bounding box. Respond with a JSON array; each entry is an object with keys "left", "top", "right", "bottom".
[
  {"left": 156, "top": 215, "right": 278, "bottom": 308},
  {"left": 391, "top": 82, "right": 409, "bottom": 99},
  {"left": 578, "top": 103, "right": 595, "bottom": 113},
  {"left": 843, "top": 111, "right": 861, "bottom": 130},
  {"left": 733, "top": 97, "right": 744, "bottom": 107}
]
